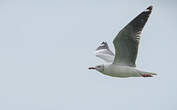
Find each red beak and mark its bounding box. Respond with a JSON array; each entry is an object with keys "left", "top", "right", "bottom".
[{"left": 88, "top": 67, "right": 96, "bottom": 70}]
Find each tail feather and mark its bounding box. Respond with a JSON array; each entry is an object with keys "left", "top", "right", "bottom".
[{"left": 151, "top": 73, "right": 157, "bottom": 75}]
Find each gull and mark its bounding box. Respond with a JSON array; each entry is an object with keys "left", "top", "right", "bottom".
[{"left": 89, "top": 6, "right": 157, "bottom": 78}]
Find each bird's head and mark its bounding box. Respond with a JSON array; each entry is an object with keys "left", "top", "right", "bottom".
[{"left": 88, "top": 64, "right": 104, "bottom": 73}]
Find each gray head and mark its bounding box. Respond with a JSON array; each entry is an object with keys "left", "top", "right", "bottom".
[{"left": 88, "top": 64, "right": 104, "bottom": 73}]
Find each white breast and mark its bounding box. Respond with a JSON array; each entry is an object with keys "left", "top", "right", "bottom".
[{"left": 103, "top": 64, "right": 142, "bottom": 77}]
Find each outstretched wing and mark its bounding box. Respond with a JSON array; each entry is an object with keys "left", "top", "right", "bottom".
[
  {"left": 113, "top": 6, "right": 153, "bottom": 67},
  {"left": 95, "top": 42, "right": 114, "bottom": 63}
]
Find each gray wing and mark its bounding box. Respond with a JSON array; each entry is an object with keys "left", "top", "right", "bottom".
[
  {"left": 95, "top": 42, "right": 114, "bottom": 63},
  {"left": 113, "top": 6, "right": 153, "bottom": 67}
]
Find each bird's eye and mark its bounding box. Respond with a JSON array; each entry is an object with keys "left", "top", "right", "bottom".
[{"left": 97, "top": 66, "right": 101, "bottom": 68}]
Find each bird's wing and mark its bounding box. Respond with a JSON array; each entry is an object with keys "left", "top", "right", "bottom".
[
  {"left": 113, "top": 6, "right": 153, "bottom": 67},
  {"left": 95, "top": 42, "right": 114, "bottom": 63}
]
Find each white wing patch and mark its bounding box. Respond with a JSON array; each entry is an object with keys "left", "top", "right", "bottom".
[
  {"left": 136, "top": 31, "right": 141, "bottom": 41},
  {"left": 95, "top": 49, "right": 114, "bottom": 63}
]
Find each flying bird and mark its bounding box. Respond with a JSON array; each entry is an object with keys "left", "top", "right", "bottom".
[{"left": 89, "top": 6, "right": 157, "bottom": 78}]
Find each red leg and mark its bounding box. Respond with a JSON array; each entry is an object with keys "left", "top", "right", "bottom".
[{"left": 142, "top": 74, "right": 153, "bottom": 77}]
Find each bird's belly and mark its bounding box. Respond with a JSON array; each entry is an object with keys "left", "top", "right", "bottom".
[{"left": 103, "top": 65, "right": 141, "bottom": 77}]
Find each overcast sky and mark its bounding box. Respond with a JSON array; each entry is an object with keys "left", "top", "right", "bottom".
[{"left": 0, "top": 0, "right": 177, "bottom": 110}]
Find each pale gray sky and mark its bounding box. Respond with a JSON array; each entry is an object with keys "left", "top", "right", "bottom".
[{"left": 0, "top": 0, "right": 177, "bottom": 110}]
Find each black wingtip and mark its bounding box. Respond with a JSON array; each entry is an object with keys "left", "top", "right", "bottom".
[
  {"left": 146, "top": 5, "right": 153, "bottom": 11},
  {"left": 101, "top": 41, "right": 107, "bottom": 44}
]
